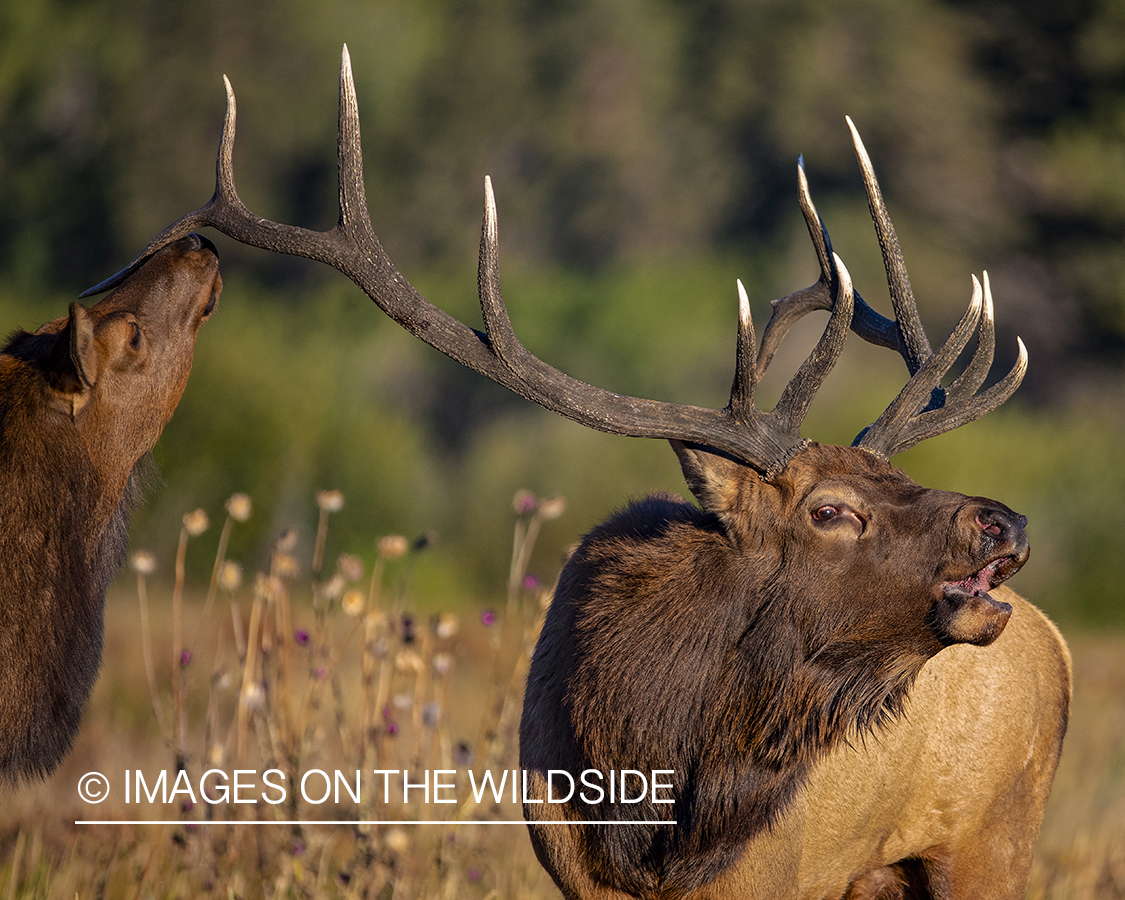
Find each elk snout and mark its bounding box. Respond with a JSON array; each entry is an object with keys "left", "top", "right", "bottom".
[
  {"left": 932, "top": 502, "right": 1029, "bottom": 648},
  {"left": 972, "top": 505, "right": 1030, "bottom": 579}
]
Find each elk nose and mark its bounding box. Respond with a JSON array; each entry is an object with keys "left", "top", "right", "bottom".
[{"left": 974, "top": 507, "right": 1027, "bottom": 543}]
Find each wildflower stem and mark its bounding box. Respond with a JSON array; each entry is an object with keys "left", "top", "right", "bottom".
[
  {"left": 171, "top": 525, "right": 189, "bottom": 768},
  {"left": 136, "top": 571, "right": 168, "bottom": 737}
]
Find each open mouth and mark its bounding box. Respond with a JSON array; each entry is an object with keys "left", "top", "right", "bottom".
[{"left": 941, "top": 556, "right": 1013, "bottom": 601}]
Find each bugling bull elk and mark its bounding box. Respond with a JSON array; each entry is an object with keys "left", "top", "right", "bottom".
[
  {"left": 88, "top": 48, "right": 1068, "bottom": 899},
  {"left": 0, "top": 235, "right": 220, "bottom": 781}
]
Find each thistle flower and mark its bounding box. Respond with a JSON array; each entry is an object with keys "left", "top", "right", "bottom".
[
  {"left": 242, "top": 682, "right": 265, "bottom": 711},
  {"left": 182, "top": 508, "right": 210, "bottom": 537},
  {"left": 432, "top": 652, "right": 453, "bottom": 676},
  {"left": 480, "top": 609, "right": 497, "bottom": 627},
  {"left": 538, "top": 495, "right": 567, "bottom": 520},
  {"left": 395, "top": 649, "right": 425, "bottom": 675},
  {"left": 336, "top": 553, "right": 364, "bottom": 583},
  {"left": 316, "top": 489, "right": 344, "bottom": 513},
  {"left": 225, "top": 493, "right": 252, "bottom": 522},
  {"left": 376, "top": 534, "right": 409, "bottom": 560},
  {"left": 255, "top": 573, "right": 283, "bottom": 600},
  {"left": 130, "top": 550, "right": 157, "bottom": 575},
  {"left": 513, "top": 489, "right": 537, "bottom": 515},
  {"left": 273, "top": 553, "right": 300, "bottom": 579},
  {"left": 180, "top": 649, "right": 192, "bottom": 667},
  {"left": 431, "top": 612, "right": 460, "bottom": 640},
  {"left": 341, "top": 588, "right": 365, "bottom": 617},
  {"left": 275, "top": 528, "right": 299, "bottom": 553},
  {"left": 295, "top": 629, "right": 310, "bottom": 645},
  {"left": 218, "top": 560, "right": 242, "bottom": 592},
  {"left": 384, "top": 828, "right": 409, "bottom": 853},
  {"left": 322, "top": 573, "right": 347, "bottom": 600}
]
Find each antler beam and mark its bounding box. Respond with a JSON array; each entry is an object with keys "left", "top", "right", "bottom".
[{"left": 84, "top": 46, "right": 1026, "bottom": 476}]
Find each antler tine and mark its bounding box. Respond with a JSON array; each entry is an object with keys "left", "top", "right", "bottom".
[
  {"left": 80, "top": 77, "right": 243, "bottom": 298},
  {"left": 755, "top": 155, "right": 920, "bottom": 382},
  {"left": 945, "top": 271, "right": 996, "bottom": 402},
  {"left": 728, "top": 279, "right": 758, "bottom": 424},
  {"left": 769, "top": 251, "right": 854, "bottom": 440},
  {"left": 846, "top": 116, "right": 933, "bottom": 374},
  {"left": 854, "top": 275, "right": 1028, "bottom": 457}
]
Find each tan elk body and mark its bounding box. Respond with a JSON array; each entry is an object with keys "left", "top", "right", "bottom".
[
  {"left": 0, "top": 235, "right": 219, "bottom": 781},
  {"left": 95, "top": 49, "right": 1069, "bottom": 899}
]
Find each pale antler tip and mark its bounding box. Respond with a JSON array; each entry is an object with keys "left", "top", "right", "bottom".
[
  {"left": 484, "top": 176, "right": 497, "bottom": 221},
  {"left": 846, "top": 117, "right": 873, "bottom": 169},
  {"left": 736, "top": 278, "right": 751, "bottom": 323},
  {"left": 831, "top": 252, "right": 852, "bottom": 295}
]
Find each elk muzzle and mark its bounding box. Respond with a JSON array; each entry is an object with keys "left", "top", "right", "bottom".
[{"left": 933, "top": 503, "right": 1029, "bottom": 647}]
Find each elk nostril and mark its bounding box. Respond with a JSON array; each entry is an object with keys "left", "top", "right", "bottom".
[{"left": 975, "top": 511, "right": 1006, "bottom": 537}]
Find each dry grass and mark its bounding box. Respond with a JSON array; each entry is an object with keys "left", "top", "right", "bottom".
[{"left": 0, "top": 491, "right": 1122, "bottom": 899}]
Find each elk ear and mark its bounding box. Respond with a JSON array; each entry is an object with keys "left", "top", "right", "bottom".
[
  {"left": 68, "top": 303, "right": 99, "bottom": 389},
  {"left": 671, "top": 440, "right": 754, "bottom": 520}
]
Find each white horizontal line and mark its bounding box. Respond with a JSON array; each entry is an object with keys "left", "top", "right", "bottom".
[{"left": 75, "top": 819, "right": 676, "bottom": 827}]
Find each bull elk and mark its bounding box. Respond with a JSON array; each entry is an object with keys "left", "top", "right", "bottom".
[
  {"left": 89, "top": 49, "right": 1068, "bottom": 899},
  {"left": 0, "top": 235, "right": 220, "bottom": 782}
]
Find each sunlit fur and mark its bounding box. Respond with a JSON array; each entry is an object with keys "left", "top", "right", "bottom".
[
  {"left": 0, "top": 235, "right": 219, "bottom": 782},
  {"left": 520, "top": 442, "right": 1068, "bottom": 899}
]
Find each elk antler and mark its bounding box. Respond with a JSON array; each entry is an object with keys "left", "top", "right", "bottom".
[
  {"left": 83, "top": 47, "right": 1022, "bottom": 474},
  {"left": 756, "top": 119, "right": 1027, "bottom": 457},
  {"left": 83, "top": 46, "right": 860, "bottom": 479}
]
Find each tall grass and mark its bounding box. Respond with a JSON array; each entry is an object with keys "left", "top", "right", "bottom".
[
  {"left": 0, "top": 488, "right": 1122, "bottom": 899},
  {"left": 1, "top": 488, "right": 562, "bottom": 898}
]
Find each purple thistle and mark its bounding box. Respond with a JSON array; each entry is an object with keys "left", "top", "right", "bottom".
[
  {"left": 295, "top": 629, "right": 310, "bottom": 645},
  {"left": 387, "top": 721, "right": 399, "bottom": 736},
  {"left": 524, "top": 573, "right": 540, "bottom": 591},
  {"left": 480, "top": 609, "right": 496, "bottom": 627},
  {"left": 180, "top": 649, "right": 191, "bottom": 667}
]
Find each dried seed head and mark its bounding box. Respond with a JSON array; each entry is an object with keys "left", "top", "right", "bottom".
[
  {"left": 225, "top": 492, "right": 252, "bottom": 522},
  {"left": 275, "top": 528, "right": 299, "bottom": 553},
  {"left": 131, "top": 550, "right": 157, "bottom": 575},
  {"left": 219, "top": 560, "right": 243, "bottom": 592},
  {"left": 336, "top": 553, "right": 364, "bottom": 582},
  {"left": 432, "top": 652, "right": 453, "bottom": 676},
  {"left": 538, "top": 495, "right": 567, "bottom": 520},
  {"left": 395, "top": 649, "right": 425, "bottom": 675},
  {"left": 341, "top": 588, "right": 365, "bottom": 617},
  {"left": 431, "top": 612, "right": 460, "bottom": 640},
  {"left": 183, "top": 508, "right": 210, "bottom": 537},
  {"left": 316, "top": 489, "right": 345, "bottom": 512},
  {"left": 273, "top": 553, "right": 300, "bottom": 579},
  {"left": 255, "top": 573, "right": 282, "bottom": 600},
  {"left": 322, "top": 573, "right": 346, "bottom": 600},
  {"left": 377, "top": 534, "right": 409, "bottom": 560}
]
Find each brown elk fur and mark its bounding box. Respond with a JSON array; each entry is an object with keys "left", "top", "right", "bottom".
[
  {"left": 0, "top": 234, "right": 220, "bottom": 782},
  {"left": 520, "top": 442, "right": 1069, "bottom": 899}
]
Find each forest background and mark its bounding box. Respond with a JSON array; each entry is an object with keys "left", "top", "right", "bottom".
[{"left": 2, "top": 0, "right": 1124, "bottom": 627}]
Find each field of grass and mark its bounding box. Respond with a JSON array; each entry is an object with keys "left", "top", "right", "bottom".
[{"left": 0, "top": 488, "right": 1122, "bottom": 899}]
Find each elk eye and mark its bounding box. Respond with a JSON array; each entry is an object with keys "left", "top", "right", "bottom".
[
  {"left": 129, "top": 322, "right": 142, "bottom": 350},
  {"left": 812, "top": 505, "right": 840, "bottom": 522}
]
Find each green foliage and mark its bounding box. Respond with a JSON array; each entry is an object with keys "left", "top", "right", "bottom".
[{"left": 2, "top": 0, "right": 1123, "bottom": 624}]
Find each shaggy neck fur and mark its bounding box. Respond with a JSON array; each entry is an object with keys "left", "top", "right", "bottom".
[
  {"left": 0, "top": 354, "right": 139, "bottom": 781},
  {"left": 526, "top": 494, "right": 930, "bottom": 897}
]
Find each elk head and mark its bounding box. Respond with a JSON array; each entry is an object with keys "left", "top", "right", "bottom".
[{"left": 0, "top": 233, "right": 219, "bottom": 781}]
